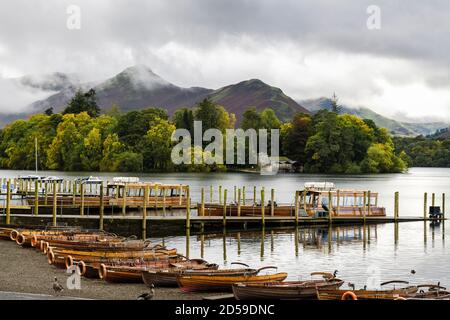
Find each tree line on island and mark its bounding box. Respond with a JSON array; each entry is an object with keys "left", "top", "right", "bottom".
[{"left": 0, "top": 88, "right": 445, "bottom": 173}]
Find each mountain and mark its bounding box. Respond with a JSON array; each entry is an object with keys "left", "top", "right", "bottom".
[
  {"left": 300, "top": 97, "right": 449, "bottom": 136},
  {"left": 208, "top": 79, "right": 309, "bottom": 122},
  {"left": 21, "top": 66, "right": 309, "bottom": 122},
  {"left": 29, "top": 66, "right": 212, "bottom": 114}
]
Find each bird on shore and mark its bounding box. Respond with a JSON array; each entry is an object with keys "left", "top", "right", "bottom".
[
  {"left": 52, "top": 277, "right": 64, "bottom": 295},
  {"left": 137, "top": 284, "right": 155, "bottom": 300},
  {"left": 411, "top": 270, "right": 416, "bottom": 275},
  {"left": 333, "top": 270, "right": 338, "bottom": 278},
  {"left": 348, "top": 282, "right": 355, "bottom": 290}
]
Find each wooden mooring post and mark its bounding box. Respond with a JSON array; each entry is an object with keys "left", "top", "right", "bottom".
[
  {"left": 6, "top": 179, "right": 11, "bottom": 225},
  {"left": 34, "top": 180, "right": 39, "bottom": 216},
  {"left": 253, "top": 186, "right": 256, "bottom": 205},
  {"left": 122, "top": 184, "right": 128, "bottom": 215},
  {"left": 432, "top": 193, "right": 436, "bottom": 207},
  {"left": 80, "top": 183, "right": 85, "bottom": 216},
  {"left": 394, "top": 191, "right": 399, "bottom": 221},
  {"left": 424, "top": 192, "right": 428, "bottom": 219},
  {"left": 186, "top": 186, "right": 191, "bottom": 229},
  {"left": 270, "top": 188, "right": 275, "bottom": 217},
  {"left": 52, "top": 181, "right": 57, "bottom": 226},
  {"left": 142, "top": 185, "right": 148, "bottom": 233},
  {"left": 237, "top": 188, "right": 241, "bottom": 217},
  {"left": 219, "top": 185, "right": 222, "bottom": 205},
  {"left": 442, "top": 193, "right": 446, "bottom": 218},
  {"left": 223, "top": 189, "right": 227, "bottom": 227},
  {"left": 294, "top": 191, "right": 299, "bottom": 225},
  {"left": 242, "top": 186, "right": 246, "bottom": 205},
  {"left": 200, "top": 187, "right": 205, "bottom": 216},
  {"left": 261, "top": 187, "right": 265, "bottom": 226},
  {"left": 99, "top": 182, "right": 104, "bottom": 230}
]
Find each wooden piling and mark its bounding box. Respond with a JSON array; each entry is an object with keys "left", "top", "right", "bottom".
[
  {"left": 72, "top": 181, "right": 76, "bottom": 205},
  {"left": 223, "top": 189, "right": 227, "bottom": 227},
  {"left": 219, "top": 185, "right": 222, "bottom": 205},
  {"left": 234, "top": 186, "right": 237, "bottom": 203},
  {"left": 52, "top": 181, "right": 57, "bottom": 227},
  {"left": 261, "top": 187, "right": 265, "bottom": 225},
  {"left": 394, "top": 191, "right": 399, "bottom": 221},
  {"left": 99, "top": 182, "right": 104, "bottom": 230},
  {"left": 328, "top": 191, "right": 333, "bottom": 221},
  {"left": 6, "top": 180, "right": 11, "bottom": 225},
  {"left": 210, "top": 185, "right": 213, "bottom": 203},
  {"left": 34, "top": 180, "right": 39, "bottom": 215},
  {"left": 432, "top": 193, "right": 436, "bottom": 207},
  {"left": 179, "top": 184, "right": 182, "bottom": 206},
  {"left": 186, "top": 186, "right": 191, "bottom": 229},
  {"left": 80, "top": 183, "right": 85, "bottom": 216},
  {"left": 162, "top": 188, "right": 167, "bottom": 216},
  {"left": 270, "top": 188, "right": 275, "bottom": 217},
  {"left": 442, "top": 193, "right": 446, "bottom": 218},
  {"left": 294, "top": 191, "right": 299, "bottom": 225},
  {"left": 200, "top": 187, "right": 205, "bottom": 216},
  {"left": 424, "top": 192, "right": 428, "bottom": 219},
  {"left": 154, "top": 186, "right": 159, "bottom": 211},
  {"left": 142, "top": 185, "right": 148, "bottom": 233},
  {"left": 122, "top": 184, "right": 127, "bottom": 215},
  {"left": 367, "top": 191, "right": 371, "bottom": 217},
  {"left": 44, "top": 182, "right": 48, "bottom": 205},
  {"left": 242, "top": 186, "right": 246, "bottom": 205},
  {"left": 237, "top": 188, "right": 241, "bottom": 217},
  {"left": 253, "top": 186, "right": 256, "bottom": 205}
]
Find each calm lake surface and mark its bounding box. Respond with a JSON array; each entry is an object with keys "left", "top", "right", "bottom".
[{"left": 1, "top": 167, "right": 449, "bottom": 288}]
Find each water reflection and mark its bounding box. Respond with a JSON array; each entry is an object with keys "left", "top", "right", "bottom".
[{"left": 158, "top": 221, "right": 448, "bottom": 287}]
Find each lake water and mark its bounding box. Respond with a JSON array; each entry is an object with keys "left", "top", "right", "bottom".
[{"left": 1, "top": 167, "right": 449, "bottom": 288}]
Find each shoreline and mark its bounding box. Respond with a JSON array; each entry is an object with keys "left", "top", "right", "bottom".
[{"left": 0, "top": 240, "right": 212, "bottom": 300}]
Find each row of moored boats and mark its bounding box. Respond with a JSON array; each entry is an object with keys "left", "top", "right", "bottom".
[{"left": 0, "top": 226, "right": 448, "bottom": 300}]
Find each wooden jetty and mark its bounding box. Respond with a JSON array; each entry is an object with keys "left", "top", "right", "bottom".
[{"left": 0, "top": 177, "right": 446, "bottom": 235}]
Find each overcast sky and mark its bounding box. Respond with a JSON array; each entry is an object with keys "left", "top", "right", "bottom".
[{"left": 1, "top": 0, "right": 450, "bottom": 121}]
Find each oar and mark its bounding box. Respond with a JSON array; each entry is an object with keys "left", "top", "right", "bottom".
[
  {"left": 256, "top": 266, "right": 278, "bottom": 274},
  {"left": 231, "top": 262, "right": 250, "bottom": 268}
]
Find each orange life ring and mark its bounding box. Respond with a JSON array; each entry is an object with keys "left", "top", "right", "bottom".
[
  {"left": 47, "top": 249, "right": 55, "bottom": 265},
  {"left": 395, "top": 296, "right": 407, "bottom": 300},
  {"left": 65, "top": 255, "right": 74, "bottom": 269},
  {"left": 98, "top": 263, "right": 107, "bottom": 280},
  {"left": 31, "top": 235, "right": 38, "bottom": 247},
  {"left": 77, "top": 261, "right": 86, "bottom": 276},
  {"left": 341, "top": 291, "right": 358, "bottom": 300}
]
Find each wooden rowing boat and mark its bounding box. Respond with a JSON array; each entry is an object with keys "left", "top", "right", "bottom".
[
  {"left": 232, "top": 274, "right": 345, "bottom": 300},
  {"left": 317, "top": 281, "right": 418, "bottom": 300},
  {"left": 47, "top": 247, "right": 177, "bottom": 268},
  {"left": 405, "top": 284, "right": 450, "bottom": 300},
  {"left": 177, "top": 269, "right": 288, "bottom": 292},
  {"left": 100, "top": 259, "right": 218, "bottom": 283},
  {"left": 142, "top": 263, "right": 262, "bottom": 287}
]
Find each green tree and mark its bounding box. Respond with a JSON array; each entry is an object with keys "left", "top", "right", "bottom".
[{"left": 63, "top": 89, "right": 100, "bottom": 117}]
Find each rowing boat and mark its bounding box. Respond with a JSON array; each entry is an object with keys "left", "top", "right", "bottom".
[
  {"left": 47, "top": 247, "right": 177, "bottom": 268},
  {"left": 177, "top": 268, "right": 288, "bottom": 292},
  {"left": 142, "top": 263, "right": 263, "bottom": 287},
  {"left": 317, "top": 281, "right": 418, "bottom": 300},
  {"left": 232, "top": 273, "right": 344, "bottom": 300},
  {"left": 99, "top": 258, "right": 218, "bottom": 283}
]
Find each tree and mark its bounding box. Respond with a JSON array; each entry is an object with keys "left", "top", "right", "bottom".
[
  {"left": 194, "top": 98, "right": 234, "bottom": 133},
  {"left": 241, "top": 107, "right": 262, "bottom": 131},
  {"left": 141, "top": 117, "right": 176, "bottom": 171},
  {"left": 172, "top": 108, "right": 194, "bottom": 136},
  {"left": 44, "top": 107, "right": 54, "bottom": 116},
  {"left": 281, "top": 113, "right": 312, "bottom": 165},
  {"left": 63, "top": 89, "right": 100, "bottom": 117},
  {"left": 330, "top": 92, "right": 342, "bottom": 113}
]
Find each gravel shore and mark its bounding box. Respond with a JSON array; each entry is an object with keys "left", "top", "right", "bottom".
[{"left": 0, "top": 240, "right": 212, "bottom": 300}]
